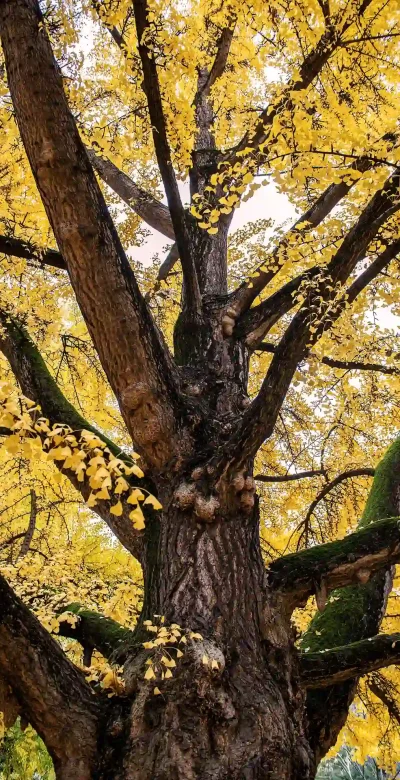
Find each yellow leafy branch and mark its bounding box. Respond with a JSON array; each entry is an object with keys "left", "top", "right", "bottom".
[{"left": 0, "top": 383, "right": 162, "bottom": 531}]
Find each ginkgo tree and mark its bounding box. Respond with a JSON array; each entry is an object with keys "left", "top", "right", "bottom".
[{"left": 2, "top": 0, "right": 400, "bottom": 777}]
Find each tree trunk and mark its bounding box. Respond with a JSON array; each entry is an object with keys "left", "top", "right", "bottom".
[{"left": 96, "top": 495, "right": 313, "bottom": 780}]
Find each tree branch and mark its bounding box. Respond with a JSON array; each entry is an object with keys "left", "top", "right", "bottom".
[
  {"left": 0, "top": 233, "right": 66, "bottom": 271},
  {"left": 235, "top": 265, "right": 322, "bottom": 346},
  {"left": 302, "top": 469, "right": 375, "bottom": 545},
  {"left": 301, "top": 632, "right": 400, "bottom": 689},
  {"left": 267, "top": 508, "right": 400, "bottom": 615},
  {"left": 155, "top": 242, "right": 180, "bottom": 283},
  {"left": 0, "top": 0, "right": 188, "bottom": 471},
  {"left": 191, "top": 19, "right": 235, "bottom": 188},
  {"left": 301, "top": 433, "right": 400, "bottom": 761},
  {"left": 201, "top": 25, "right": 235, "bottom": 96},
  {"left": 91, "top": 0, "right": 128, "bottom": 49},
  {"left": 0, "top": 573, "right": 99, "bottom": 777},
  {"left": 368, "top": 672, "right": 400, "bottom": 725},
  {"left": 86, "top": 147, "right": 175, "bottom": 240},
  {"left": 57, "top": 603, "right": 133, "bottom": 662},
  {"left": 17, "top": 488, "right": 37, "bottom": 559},
  {"left": 217, "top": 175, "right": 400, "bottom": 472},
  {"left": 230, "top": 129, "right": 398, "bottom": 316},
  {"left": 255, "top": 469, "right": 325, "bottom": 483},
  {"left": 256, "top": 342, "right": 400, "bottom": 376},
  {"left": 0, "top": 313, "right": 149, "bottom": 560},
  {"left": 132, "top": 0, "right": 202, "bottom": 314},
  {"left": 250, "top": 236, "right": 400, "bottom": 358},
  {"left": 224, "top": 25, "right": 341, "bottom": 168}
]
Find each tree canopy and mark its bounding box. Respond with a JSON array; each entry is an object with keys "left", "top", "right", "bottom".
[{"left": 1, "top": 0, "right": 400, "bottom": 778}]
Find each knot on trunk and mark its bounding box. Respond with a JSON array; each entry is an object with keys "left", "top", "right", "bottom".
[{"left": 173, "top": 480, "right": 220, "bottom": 522}]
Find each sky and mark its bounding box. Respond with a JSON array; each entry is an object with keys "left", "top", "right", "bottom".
[
  {"left": 130, "top": 179, "right": 400, "bottom": 333},
  {"left": 131, "top": 179, "right": 298, "bottom": 267}
]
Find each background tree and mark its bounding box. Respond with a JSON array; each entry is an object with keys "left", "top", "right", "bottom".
[{"left": 1, "top": 0, "right": 400, "bottom": 778}]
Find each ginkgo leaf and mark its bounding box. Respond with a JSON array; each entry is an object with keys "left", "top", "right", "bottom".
[
  {"left": 127, "top": 489, "right": 145, "bottom": 504},
  {"left": 129, "top": 505, "right": 145, "bottom": 530},
  {"left": 110, "top": 501, "right": 123, "bottom": 516},
  {"left": 143, "top": 495, "right": 162, "bottom": 510}
]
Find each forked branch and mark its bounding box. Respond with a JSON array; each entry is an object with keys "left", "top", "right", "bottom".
[
  {"left": 0, "top": 0, "right": 186, "bottom": 470},
  {"left": 230, "top": 129, "right": 399, "bottom": 316},
  {"left": 215, "top": 178, "right": 400, "bottom": 472}
]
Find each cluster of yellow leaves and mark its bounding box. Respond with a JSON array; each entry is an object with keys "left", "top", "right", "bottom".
[
  {"left": 142, "top": 615, "right": 205, "bottom": 694},
  {"left": 84, "top": 663, "right": 125, "bottom": 698},
  {"left": 0, "top": 383, "right": 161, "bottom": 530}
]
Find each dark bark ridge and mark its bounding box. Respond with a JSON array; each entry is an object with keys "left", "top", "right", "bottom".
[{"left": 0, "top": 1, "right": 399, "bottom": 778}]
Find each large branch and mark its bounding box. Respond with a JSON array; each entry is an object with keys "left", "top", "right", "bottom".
[
  {"left": 86, "top": 147, "right": 175, "bottom": 240},
  {"left": 0, "top": 313, "right": 149, "bottom": 560},
  {"left": 267, "top": 513, "right": 400, "bottom": 614},
  {"left": 301, "top": 633, "right": 400, "bottom": 689},
  {"left": 0, "top": 0, "right": 188, "bottom": 471},
  {"left": 0, "top": 233, "right": 66, "bottom": 270},
  {"left": 300, "top": 433, "right": 400, "bottom": 761},
  {"left": 0, "top": 573, "right": 99, "bottom": 777},
  {"left": 235, "top": 264, "right": 323, "bottom": 346},
  {"left": 217, "top": 176, "right": 400, "bottom": 472},
  {"left": 225, "top": 25, "right": 341, "bottom": 167},
  {"left": 249, "top": 236, "right": 400, "bottom": 356},
  {"left": 237, "top": 219, "right": 400, "bottom": 351},
  {"left": 132, "top": 0, "right": 202, "bottom": 314},
  {"left": 57, "top": 603, "right": 132, "bottom": 663},
  {"left": 230, "top": 130, "right": 398, "bottom": 316}
]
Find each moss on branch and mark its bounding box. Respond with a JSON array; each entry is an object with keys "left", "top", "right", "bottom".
[
  {"left": 268, "top": 516, "right": 400, "bottom": 612},
  {"left": 58, "top": 604, "right": 133, "bottom": 662},
  {"left": 301, "top": 632, "right": 400, "bottom": 688}
]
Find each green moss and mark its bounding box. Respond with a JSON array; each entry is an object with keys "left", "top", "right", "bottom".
[
  {"left": 60, "top": 603, "right": 132, "bottom": 660},
  {"left": 301, "top": 434, "right": 400, "bottom": 653},
  {"left": 4, "top": 317, "right": 132, "bottom": 461},
  {"left": 361, "top": 435, "right": 400, "bottom": 527}
]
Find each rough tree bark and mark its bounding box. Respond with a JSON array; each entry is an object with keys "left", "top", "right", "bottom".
[{"left": 0, "top": 1, "right": 400, "bottom": 779}]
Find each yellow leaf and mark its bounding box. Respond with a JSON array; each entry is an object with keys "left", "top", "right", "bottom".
[
  {"left": 110, "top": 501, "right": 123, "bottom": 516},
  {"left": 127, "top": 488, "right": 145, "bottom": 504},
  {"left": 129, "top": 505, "right": 145, "bottom": 530},
  {"left": 143, "top": 494, "right": 162, "bottom": 510},
  {"left": 87, "top": 492, "right": 97, "bottom": 507}
]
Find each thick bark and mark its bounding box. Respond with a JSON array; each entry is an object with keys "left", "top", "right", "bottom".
[
  {"left": 0, "top": 574, "right": 100, "bottom": 779},
  {"left": 0, "top": 0, "right": 188, "bottom": 471},
  {"left": 99, "top": 494, "right": 314, "bottom": 780},
  {"left": 301, "top": 433, "right": 400, "bottom": 763}
]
